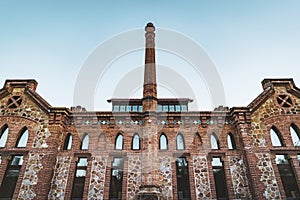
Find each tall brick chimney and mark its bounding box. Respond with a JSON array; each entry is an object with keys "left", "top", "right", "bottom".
[{"left": 143, "top": 22, "right": 158, "bottom": 112}]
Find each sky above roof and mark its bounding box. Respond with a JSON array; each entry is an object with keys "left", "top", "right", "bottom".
[{"left": 1, "top": 0, "right": 300, "bottom": 111}]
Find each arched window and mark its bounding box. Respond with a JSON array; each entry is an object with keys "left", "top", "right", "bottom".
[
  {"left": 210, "top": 133, "right": 219, "bottom": 150},
  {"left": 0, "top": 125, "right": 8, "bottom": 148},
  {"left": 63, "top": 133, "right": 72, "bottom": 150},
  {"left": 98, "top": 133, "right": 106, "bottom": 150},
  {"left": 115, "top": 134, "right": 123, "bottom": 150},
  {"left": 81, "top": 134, "right": 89, "bottom": 150},
  {"left": 159, "top": 134, "right": 168, "bottom": 150},
  {"left": 227, "top": 133, "right": 236, "bottom": 150},
  {"left": 16, "top": 128, "right": 28, "bottom": 148},
  {"left": 290, "top": 124, "right": 300, "bottom": 146},
  {"left": 132, "top": 134, "right": 140, "bottom": 150},
  {"left": 270, "top": 127, "right": 283, "bottom": 147},
  {"left": 193, "top": 133, "right": 202, "bottom": 149},
  {"left": 176, "top": 133, "right": 185, "bottom": 150}
]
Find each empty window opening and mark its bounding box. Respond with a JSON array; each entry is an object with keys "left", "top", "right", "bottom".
[
  {"left": 16, "top": 128, "right": 28, "bottom": 148},
  {"left": 0, "top": 155, "right": 23, "bottom": 198},
  {"left": 0, "top": 125, "right": 8, "bottom": 147},
  {"left": 176, "top": 157, "right": 191, "bottom": 200},
  {"left": 290, "top": 125, "right": 300, "bottom": 146},
  {"left": 115, "top": 134, "right": 123, "bottom": 150},
  {"left": 71, "top": 157, "right": 88, "bottom": 199},
  {"left": 132, "top": 134, "right": 140, "bottom": 150},
  {"left": 275, "top": 155, "right": 300, "bottom": 199},
  {"left": 176, "top": 134, "right": 185, "bottom": 150},
  {"left": 80, "top": 134, "right": 89, "bottom": 150},
  {"left": 270, "top": 128, "right": 284, "bottom": 147},
  {"left": 210, "top": 134, "right": 219, "bottom": 150},
  {"left": 227, "top": 133, "right": 236, "bottom": 150},
  {"left": 212, "top": 157, "right": 229, "bottom": 200},
  {"left": 159, "top": 134, "right": 168, "bottom": 150},
  {"left": 63, "top": 133, "right": 72, "bottom": 150},
  {"left": 109, "top": 158, "right": 124, "bottom": 200}
]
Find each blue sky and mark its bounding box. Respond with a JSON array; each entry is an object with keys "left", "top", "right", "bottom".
[{"left": 0, "top": 0, "right": 300, "bottom": 110}]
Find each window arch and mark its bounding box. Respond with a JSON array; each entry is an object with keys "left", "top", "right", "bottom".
[
  {"left": 193, "top": 132, "right": 202, "bottom": 149},
  {"left": 159, "top": 133, "right": 168, "bottom": 150},
  {"left": 98, "top": 133, "right": 106, "bottom": 150},
  {"left": 0, "top": 125, "right": 8, "bottom": 148},
  {"left": 227, "top": 133, "right": 236, "bottom": 150},
  {"left": 210, "top": 133, "right": 219, "bottom": 150},
  {"left": 132, "top": 133, "right": 140, "bottom": 150},
  {"left": 115, "top": 134, "right": 123, "bottom": 150},
  {"left": 80, "top": 134, "right": 89, "bottom": 150},
  {"left": 176, "top": 133, "right": 185, "bottom": 150},
  {"left": 290, "top": 124, "right": 300, "bottom": 146},
  {"left": 16, "top": 127, "right": 28, "bottom": 148},
  {"left": 63, "top": 133, "right": 72, "bottom": 150},
  {"left": 270, "top": 127, "right": 284, "bottom": 147}
]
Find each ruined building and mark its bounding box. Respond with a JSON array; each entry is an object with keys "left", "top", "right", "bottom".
[{"left": 0, "top": 23, "right": 300, "bottom": 200}]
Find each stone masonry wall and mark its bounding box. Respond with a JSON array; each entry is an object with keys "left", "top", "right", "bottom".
[
  {"left": 159, "top": 157, "right": 173, "bottom": 200},
  {"left": 48, "top": 156, "right": 72, "bottom": 200},
  {"left": 88, "top": 156, "right": 108, "bottom": 200},
  {"left": 17, "top": 153, "right": 45, "bottom": 200},
  {"left": 126, "top": 155, "right": 142, "bottom": 200},
  {"left": 229, "top": 156, "right": 251, "bottom": 199},
  {"left": 192, "top": 155, "right": 211, "bottom": 200},
  {"left": 255, "top": 153, "right": 281, "bottom": 200}
]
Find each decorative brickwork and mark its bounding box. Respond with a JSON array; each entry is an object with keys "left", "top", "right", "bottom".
[
  {"left": 255, "top": 153, "right": 281, "bottom": 200},
  {"left": 48, "top": 156, "right": 72, "bottom": 200},
  {"left": 126, "top": 155, "right": 142, "bottom": 199},
  {"left": 88, "top": 156, "right": 108, "bottom": 200},
  {"left": 18, "top": 153, "right": 45, "bottom": 200},
  {"left": 159, "top": 157, "right": 173, "bottom": 199},
  {"left": 229, "top": 156, "right": 251, "bottom": 199},
  {"left": 193, "top": 155, "right": 211, "bottom": 200},
  {"left": 250, "top": 87, "right": 300, "bottom": 147},
  {"left": 0, "top": 94, "right": 50, "bottom": 148}
]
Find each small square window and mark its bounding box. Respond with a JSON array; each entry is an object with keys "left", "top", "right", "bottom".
[
  {"left": 132, "top": 105, "right": 138, "bottom": 112},
  {"left": 126, "top": 105, "right": 131, "bottom": 112},
  {"left": 175, "top": 105, "right": 181, "bottom": 112},
  {"left": 163, "top": 105, "right": 169, "bottom": 112},
  {"left": 169, "top": 105, "right": 175, "bottom": 112},
  {"left": 138, "top": 105, "right": 143, "bottom": 112},
  {"left": 120, "top": 105, "right": 125, "bottom": 112},
  {"left": 113, "top": 105, "right": 119, "bottom": 112},
  {"left": 158, "top": 105, "right": 162, "bottom": 112},
  {"left": 181, "top": 105, "right": 187, "bottom": 112}
]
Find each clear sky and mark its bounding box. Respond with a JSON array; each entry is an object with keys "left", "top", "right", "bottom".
[{"left": 0, "top": 0, "right": 300, "bottom": 111}]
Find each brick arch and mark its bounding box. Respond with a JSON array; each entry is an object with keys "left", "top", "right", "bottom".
[
  {"left": 16, "top": 126, "right": 29, "bottom": 148},
  {"left": 269, "top": 125, "right": 285, "bottom": 147}
]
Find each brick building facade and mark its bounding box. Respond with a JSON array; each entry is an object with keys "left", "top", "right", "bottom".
[{"left": 0, "top": 23, "right": 299, "bottom": 200}]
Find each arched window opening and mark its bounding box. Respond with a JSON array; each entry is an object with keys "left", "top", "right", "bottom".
[
  {"left": 227, "top": 133, "right": 236, "bottom": 150},
  {"left": 290, "top": 125, "right": 300, "bottom": 146},
  {"left": 63, "top": 133, "right": 72, "bottom": 150},
  {"left": 115, "top": 134, "right": 123, "bottom": 150},
  {"left": 16, "top": 128, "right": 28, "bottom": 148},
  {"left": 210, "top": 133, "right": 219, "bottom": 150},
  {"left": 270, "top": 127, "right": 283, "bottom": 147},
  {"left": 99, "top": 133, "right": 106, "bottom": 150},
  {"left": 159, "top": 134, "right": 168, "bottom": 150},
  {"left": 0, "top": 125, "right": 8, "bottom": 148},
  {"left": 81, "top": 134, "right": 89, "bottom": 150},
  {"left": 176, "top": 133, "right": 185, "bottom": 150},
  {"left": 132, "top": 134, "right": 140, "bottom": 150}
]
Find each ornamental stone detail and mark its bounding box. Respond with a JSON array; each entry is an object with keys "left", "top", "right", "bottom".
[
  {"left": 255, "top": 153, "right": 281, "bottom": 200},
  {"left": 48, "top": 156, "right": 72, "bottom": 200},
  {"left": 229, "top": 156, "right": 251, "bottom": 199},
  {"left": 88, "top": 156, "right": 108, "bottom": 200},
  {"left": 159, "top": 157, "right": 173, "bottom": 199},
  {"left": 18, "top": 153, "right": 45, "bottom": 200},
  {"left": 193, "top": 155, "right": 211, "bottom": 200},
  {"left": 127, "top": 155, "right": 142, "bottom": 200}
]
